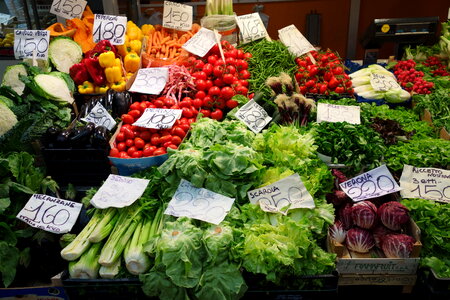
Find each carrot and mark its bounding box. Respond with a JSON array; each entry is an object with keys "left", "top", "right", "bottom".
[{"left": 160, "top": 36, "right": 171, "bottom": 45}]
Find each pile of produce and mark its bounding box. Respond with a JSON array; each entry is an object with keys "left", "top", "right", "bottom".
[
  {"left": 392, "top": 60, "right": 434, "bottom": 94},
  {"left": 412, "top": 87, "right": 450, "bottom": 132}
]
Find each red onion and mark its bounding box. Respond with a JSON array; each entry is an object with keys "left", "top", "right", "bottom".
[
  {"left": 378, "top": 201, "right": 410, "bottom": 231},
  {"left": 346, "top": 227, "right": 375, "bottom": 253},
  {"left": 381, "top": 234, "right": 415, "bottom": 258},
  {"left": 329, "top": 220, "right": 347, "bottom": 244},
  {"left": 351, "top": 201, "right": 377, "bottom": 229}
]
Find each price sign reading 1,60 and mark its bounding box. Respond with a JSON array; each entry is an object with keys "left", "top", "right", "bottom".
[
  {"left": 236, "top": 13, "right": 267, "bottom": 44},
  {"left": 93, "top": 14, "right": 127, "bottom": 45},
  {"left": 163, "top": 1, "right": 193, "bottom": 31},
  {"left": 14, "top": 30, "right": 50, "bottom": 60},
  {"left": 50, "top": 0, "right": 87, "bottom": 19}
]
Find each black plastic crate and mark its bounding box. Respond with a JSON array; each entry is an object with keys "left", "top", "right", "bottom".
[{"left": 41, "top": 147, "right": 111, "bottom": 187}]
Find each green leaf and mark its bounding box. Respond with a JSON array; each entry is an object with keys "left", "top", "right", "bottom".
[
  {"left": 0, "top": 198, "right": 10, "bottom": 213},
  {"left": 0, "top": 222, "right": 17, "bottom": 246},
  {"left": 8, "top": 181, "right": 35, "bottom": 195},
  {"left": 140, "top": 265, "right": 189, "bottom": 300},
  {"left": 0, "top": 241, "right": 20, "bottom": 287}
]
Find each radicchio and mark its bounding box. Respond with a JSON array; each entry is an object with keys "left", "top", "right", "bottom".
[
  {"left": 346, "top": 227, "right": 375, "bottom": 253},
  {"left": 339, "top": 203, "right": 353, "bottom": 230},
  {"left": 372, "top": 225, "right": 396, "bottom": 248},
  {"left": 329, "top": 220, "right": 347, "bottom": 244},
  {"left": 378, "top": 201, "right": 410, "bottom": 231},
  {"left": 351, "top": 201, "right": 377, "bottom": 229},
  {"left": 381, "top": 234, "right": 415, "bottom": 258}
]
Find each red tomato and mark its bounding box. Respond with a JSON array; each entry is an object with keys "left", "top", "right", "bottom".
[
  {"left": 205, "top": 80, "right": 213, "bottom": 90},
  {"left": 236, "top": 49, "right": 245, "bottom": 59},
  {"left": 134, "top": 137, "right": 145, "bottom": 149},
  {"left": 121, "top": 114, "right": 134, "bottom": 124},
  {"left": 193, "top": 71, "right": 207, "bottom": 80},
  {"left": 162, "top": 97, "right": 176, "bottom": 107},
  {"left": 127, "top": 146, "right": 137, "bottom": 157},
  {"left": 180, "top": 97, "right": 192, "bottom": 108},
  {"left": 208, "top": 86, "right": 221, "bottom": 96},
  {"left": 172, "top": 126, "right": 186, "bottom": 138},
  {"left": 194, "top": 59, "right": 205, "bottom": 69},
  {"left": 171, "top": 135, "right": 182, "bottom": 145},
  {"left": 202, "top": 63, "right": 213, "bottom": 75},
  {"left": 178, "top": 123, "right": 190, "bottom": 132},
  {"left": 159, "top": 135, "right": 172, "bottom": 144},
  {"left": 235, "top": 85, "right": 248, "bottom": 95},
  {"left": 182, "top": 107, "right": 194, "bottom": 118},
  {"left": 131, "top": 151, "right": 143, "bottom": 158},
  {"left": 109, "top": 148, "right": 120, "bottom": 157},
  {"left": 226, "top": 65, "right": 236, "bottom": 74},
  {"left": 195, "top": 91, "right": 206, "bottom": 99},
  {"left": 222, "top": 73, "right": 235, "bottom": 85},
  {"left": 192, "top": 98, "right": 203, "bottom": 109},
  {"left": 167, "top": 144, "right": 178, "bottom": 150},
  {"left": 220, "top": 86, "right": 235, "bottom": 100},
  {"left": 200, "top": 109, "right": 211, "bottom": 118},
  {"left": 226, "top": 99, "right": 238, "bottom": 109},
  {"left": 238, "top": 79, "right": 249, "bottom": 87},
  {"left": 213, "top": 78, "right": 224, "bottom": 87},
  {"left": 140, "top": 131, "right": 152, "bottom": 142},
  {"left": 335, "top": 86, "right": 345, "bottom": 93},
  {"left": 213, "top": 65, "right": 224, "bottom": 77},
  {"left": 214, "top": 59, "right": 225, "bottom": 67},
  {"left": 129, "top": 102, "right": 141, "bottom": 111},
  {"left": 224, "top": 48, "right": 237, "bottom": 58},
  {"left": 162, "top": 141, "right": 173, "bottom": 148},
  {"left": 128, "top": 109, "right": 141, "bottom": 119},
  {"left": 207, "top": 54, "right": 218, "bottom": 65},
  {"left": 143, "top": 147, "right": 155, "bottom": 157},
  {"left": 123, "top": 127, "right": 135, "bottom": 139},
  {"left": 225, "top": 57, "right": 236, "bottom": 65},
  {"left": 210, "top": 109, "right": 223, "bottom": 120},
  {"left": 243, "top": 52, "right": 252, "bottom": 60},
  {"left": 332, "top": 67, "right": 344, "bottom": 75},
  {"left": 125, "top": 138, "right": 134, "bottom": 148},
  {"left": 153, "top": 99, "right": 164, "bottom": 108},
  {"left": 119, "top": 151, "right": 130, "bottom": 158},
  {"left": 195, "top": 79, "right": 207, "bottom": 91},
  {"left": 239, "top": 69, "right": 251, "bottom": 79},
  {"left": 235, "top": 59, "right": 248, "bottom": 70},
  {"left": 116, "top": 132, "right": 125, "bottom": 142},
  {"left": 305, "top": 80, "right": 316, "bottom": 88},
  {"left": 117, "top": 142, "right": 127, "bottom": 152},
  {"left": 150, "top": 133, "right": 161, "bottom": 145},
  {"left": 153, "top": 148, "right": 167, "bottom": 156}
]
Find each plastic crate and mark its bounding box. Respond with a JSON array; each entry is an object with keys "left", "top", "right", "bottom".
[{"left": 425, "top": 268, "right": 450, "bottom": 298}]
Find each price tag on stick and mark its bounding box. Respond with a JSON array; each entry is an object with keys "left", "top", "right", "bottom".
[
  {"left": 235, "top": 100, "right": 272, "bottom": 133},
  {"left": 399, "top": 165, "right": 450, "bottom": 203},
  {"left": 317, "top": 103, "right": 361, "bottom": 124},
  {"left": 16, "top": 194, "right": 82, "bottom": 234},
  {"left": 235, "top": 13, "right": 269, "bottom": 44},
  {"left": 129, "top": 67, "right": 169, "bottom": 95},
  {"left": 370, "top": 73, "right": 401, "bottom": 91},
  {"left": 163, "top": 1, "right": 193, "bottom": 31},
  {"left": 133, "top": 108, "right": 182, "bottom": 129},
  {"left": 50, "top": 0, "right": 87, "bottom": 20},
  {"left": 248, "top": 173, "right": 315, "bottom": 214},
  {"left": 278, "top": 25, "right": 315, "bottom": 58},
  {"left": 14, "top": 30, "right": 50, "bottom": 59},
  {"left": 165, "top": 179, "right": 235, "bottom": 225},
  {"left": 81, "top": 102, "right": 116, "bottom": 131},
  {"left": 182, "top": 27, "right": 217, "bottom": 57},
  {"left": 93, "top": 14, "right": 127, "bottom": 45},
  {"left": 90, "top": 174, "right": 150, "bottom": 209},
  {"left": 340, "top": 165, "right": 401, "bottom": 202}
]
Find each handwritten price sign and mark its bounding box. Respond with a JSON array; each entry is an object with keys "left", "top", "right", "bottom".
[
  {"left": 163, "top": 1, "right": 193, "bottom": 31},
  {"left": 235, "top": 100, "right": 272, "bottom": 133},
  {"left": 278, "top": 25, "right": 315, "bottom": 57},
  {"left": 81, "top": 102, "right": 116, "bottom": 131},
  {"left": 247, "top": 173, "right": 314, "bottom": 214},
  {"left": 133, "top": 108, "right": 182, "bottom": 129},
  {"left": 400, "top": 165, "right": 450, "bottom": 203},
  {"left": 16, "top": 194, "right": 82, "bottom": 234},
  {"left": 235, "top": 13, "right": 268, "bottom": 44},
  {"left": 90, "top": 174, "right": 150, "bottom": 209},
  {"left": 165, "top": 179, "right": 235, "bottom": 224},
  {"left": 182, "top": 27, "right": 217, "bottom": 57},
  {"left": 340, "top": 165, "right": 401, "bottom": 202},
  {"left": 317, "top": 103, "right": 361, "bottom": 124},
  {"left": 370, "top": 73, "right": 401, "bottom": 91},
  {"left": 50, "top": 0, "right": 87, "bottom": 19},
  {"left": 14, "top": 30, "right": 50, "bottom": 59},
  {"left": 93, "top": 14, "right": 127, "bottom": 45},
  {"left": 129, "top": 67, "right": 169, "bottom": 95}
]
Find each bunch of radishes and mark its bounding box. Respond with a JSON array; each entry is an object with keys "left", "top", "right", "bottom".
[{"left": 393, "top": 60, "right": 434, "bottom": 94}]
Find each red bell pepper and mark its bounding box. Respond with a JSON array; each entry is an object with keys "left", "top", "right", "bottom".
[
  {"left": 86, "top": 40, "right": 118, "bottom": 58},
  {"left": 83, "top": 57, "right": 106, "bottom": 86},
  {"left": 69, "top": 63, "right": 91, "bottom": 85}
]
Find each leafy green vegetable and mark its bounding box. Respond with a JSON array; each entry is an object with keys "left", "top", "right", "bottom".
[
  {"left": 413, "top": 88, "right": 450, "bottom": 132},
  {"left": 1, "top": 64, "right": 27, "bottom": 95},
  {"left": 48, "top": 37, "right": 83, "bottom": 74}
]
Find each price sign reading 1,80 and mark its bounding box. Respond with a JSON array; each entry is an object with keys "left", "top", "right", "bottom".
[
  {"left": 93, "top": 14, "right": 127, "bottom": 45},
  {"left": 50, "top": 0, "right": 87, "bottom": 19},
  {"left": 14, "top": 30, "right": 50, "bottom": 60}
]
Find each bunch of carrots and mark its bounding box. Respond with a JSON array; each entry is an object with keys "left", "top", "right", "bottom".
[{"left": 143, "top": 24, "right": 201, "bottom": 65}]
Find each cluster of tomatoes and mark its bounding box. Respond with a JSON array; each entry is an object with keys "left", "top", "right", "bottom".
[
  {"left": 184, "top": 40, "right": 252, "bottom": 120},
  {"left": 109, "top": 96, "right": 195, "bottom": 158},
  {"left": 393, "top": 60, "right": 434, "bottom": 94},
  {"left": 423, "top": 56, "right": 450, "bottom": 77},
  {"left": 294, "top": 50, "right": 353, "bottom": 95}
]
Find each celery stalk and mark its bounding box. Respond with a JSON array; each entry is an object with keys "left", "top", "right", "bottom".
[
  {"left": 69, "top": 242, "right": 102, "bottom": 279},
  {"left": 124, "top": 217, "right": 152, "bottom": 275},
  {"left": 88, "top": 208, "right": 119, "bottom": 243},
  {"left": 99, "top": 259, "right": 121, "bottom": 279}
]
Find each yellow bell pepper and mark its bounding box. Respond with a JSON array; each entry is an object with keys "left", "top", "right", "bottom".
[
  {"left": 141, "top": 24, "right": 155, "bottom": 36},
  {"left": 127, "top": 26, "right": 139, "bottom": 41},
  {"left": 129, "top": 39, "right": 142, "bottom": 54},
  {"left": 78, "top": 81, "right": 94, "bottom": 94},
  {"left": 110, "top": 80, "right": 126, "bottom": 92},
  {"left": 105, "top": 66, "right": 123, "bottom": 84},
  {"left": 126, "top": 72, "right": 134, "bottom": 81},
  {"left": 95, "top": 85, "right": 109, "bottom": 93},
  {"left": 114, "top": 58, "right": 122, "bottom": 67},
  {"left": 116, "top": 36, "right": 129, "bottom": 57},
  {"left": 124, "top": 53, "right": 140, "bottom": 73},
  {"left": 98, "top": 51, "right": 116, "bottom": 68}
]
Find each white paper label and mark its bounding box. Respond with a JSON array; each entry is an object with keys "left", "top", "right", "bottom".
[
  {"left": 50, "top": 0, "right": 87, "bottom": 20},
  {"left": 93, "top": 14, "right": 127, "bottom": 45},
  {"left": 133, "top": 108, "right": 182, "bottom": 129},
  {"left": 317, "top": 103, "right": 361, "bottom": 124},
  {"left": 399, "top": 165, "right": 450, "bottom": 203},
  {"left": 235, "top": 100, "right": 272, "bottom": 133},
  {"left": 182, "top": 27, "right": 217, "bottom": 57},
  {"left": 235, "top": 13, "right": 268, "bottom": 44},
  {"left": 165, "top": 179, "right": 235, "bottom": 225},
  {"left": 14, "top": 30, "right": 50, "bottom": 60},
  {"left": 162, "top": 1, "right": 193, "bottom": 31},
  {"left": 278, "top": 25, "right": 315, "bottom": 57},
  {"left": 247, "top": 173, "right": 314, "bottom": 214},
  {"left": 81, "top": 102, "right": 116, "bottom": 131},
  {"left": 16, "top": 194, "right": 82, "bottom": 234},
  {"left": 129, "top": 67, "right": 169, "bottom": 95},
  {"left": 340, "top": 165, "right": 401, "bottom": 202},
  {"left": 370, "top": 73, "right": 401, "bottom": 91},
  {"left": 90, "top": 174, "right": 150, "bottom": 209}
]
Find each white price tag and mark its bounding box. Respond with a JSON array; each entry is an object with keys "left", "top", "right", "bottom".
[
  {"left": 133, "top": 108, "right": 182, "bottom": 129},
  {"left": 235, "top": 13, "right": 268, "bottom": 44},
  {"left": 400, "top": 165, "right": 450, "bottom": 203},
  {"left": 16, "top": 194, "right": 82, "bottom": 234},
  {"left": 165, "top": 179, "right": 235, "bottom": 225},
  {"left": 235, "top": 100, "right": 272, "bottom": 133},
  {"left": 370, "top": 73, "right": 401, "bottom": 91},
  {"left": 162, "top": 1, "right": 193, "bottom": 31},
  {"left": 14, "top": 30, "right": 50, "bottom": 60},
  {"left": 317, "top": 103, "right": 361, "bottom": 124},
  {"left": 129, "top": 67, "right": 169, "bottom": 95},
  {"left": 182, "top": 27, "right": 217, "bottom": 57},
  {"left": 81, "top": 102, "right": 116, "bottom": 131},
  {"left": 90, "top": 174, "right": 150, "bottom": 209},
  {"left": 340, "top": 165, "right": 401, "bottom": 202},
  {"left": 50, "top": 0, "right": 87, "bottom": 20},
  {"left": 93, "top": 14, "right": 127, "bottom": 45},
  {"left": 278, "top": 25, "right": 315, "bottom": 57},
  {"left": 247, "top": 173, "right": 314, "bottom": 214}
]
